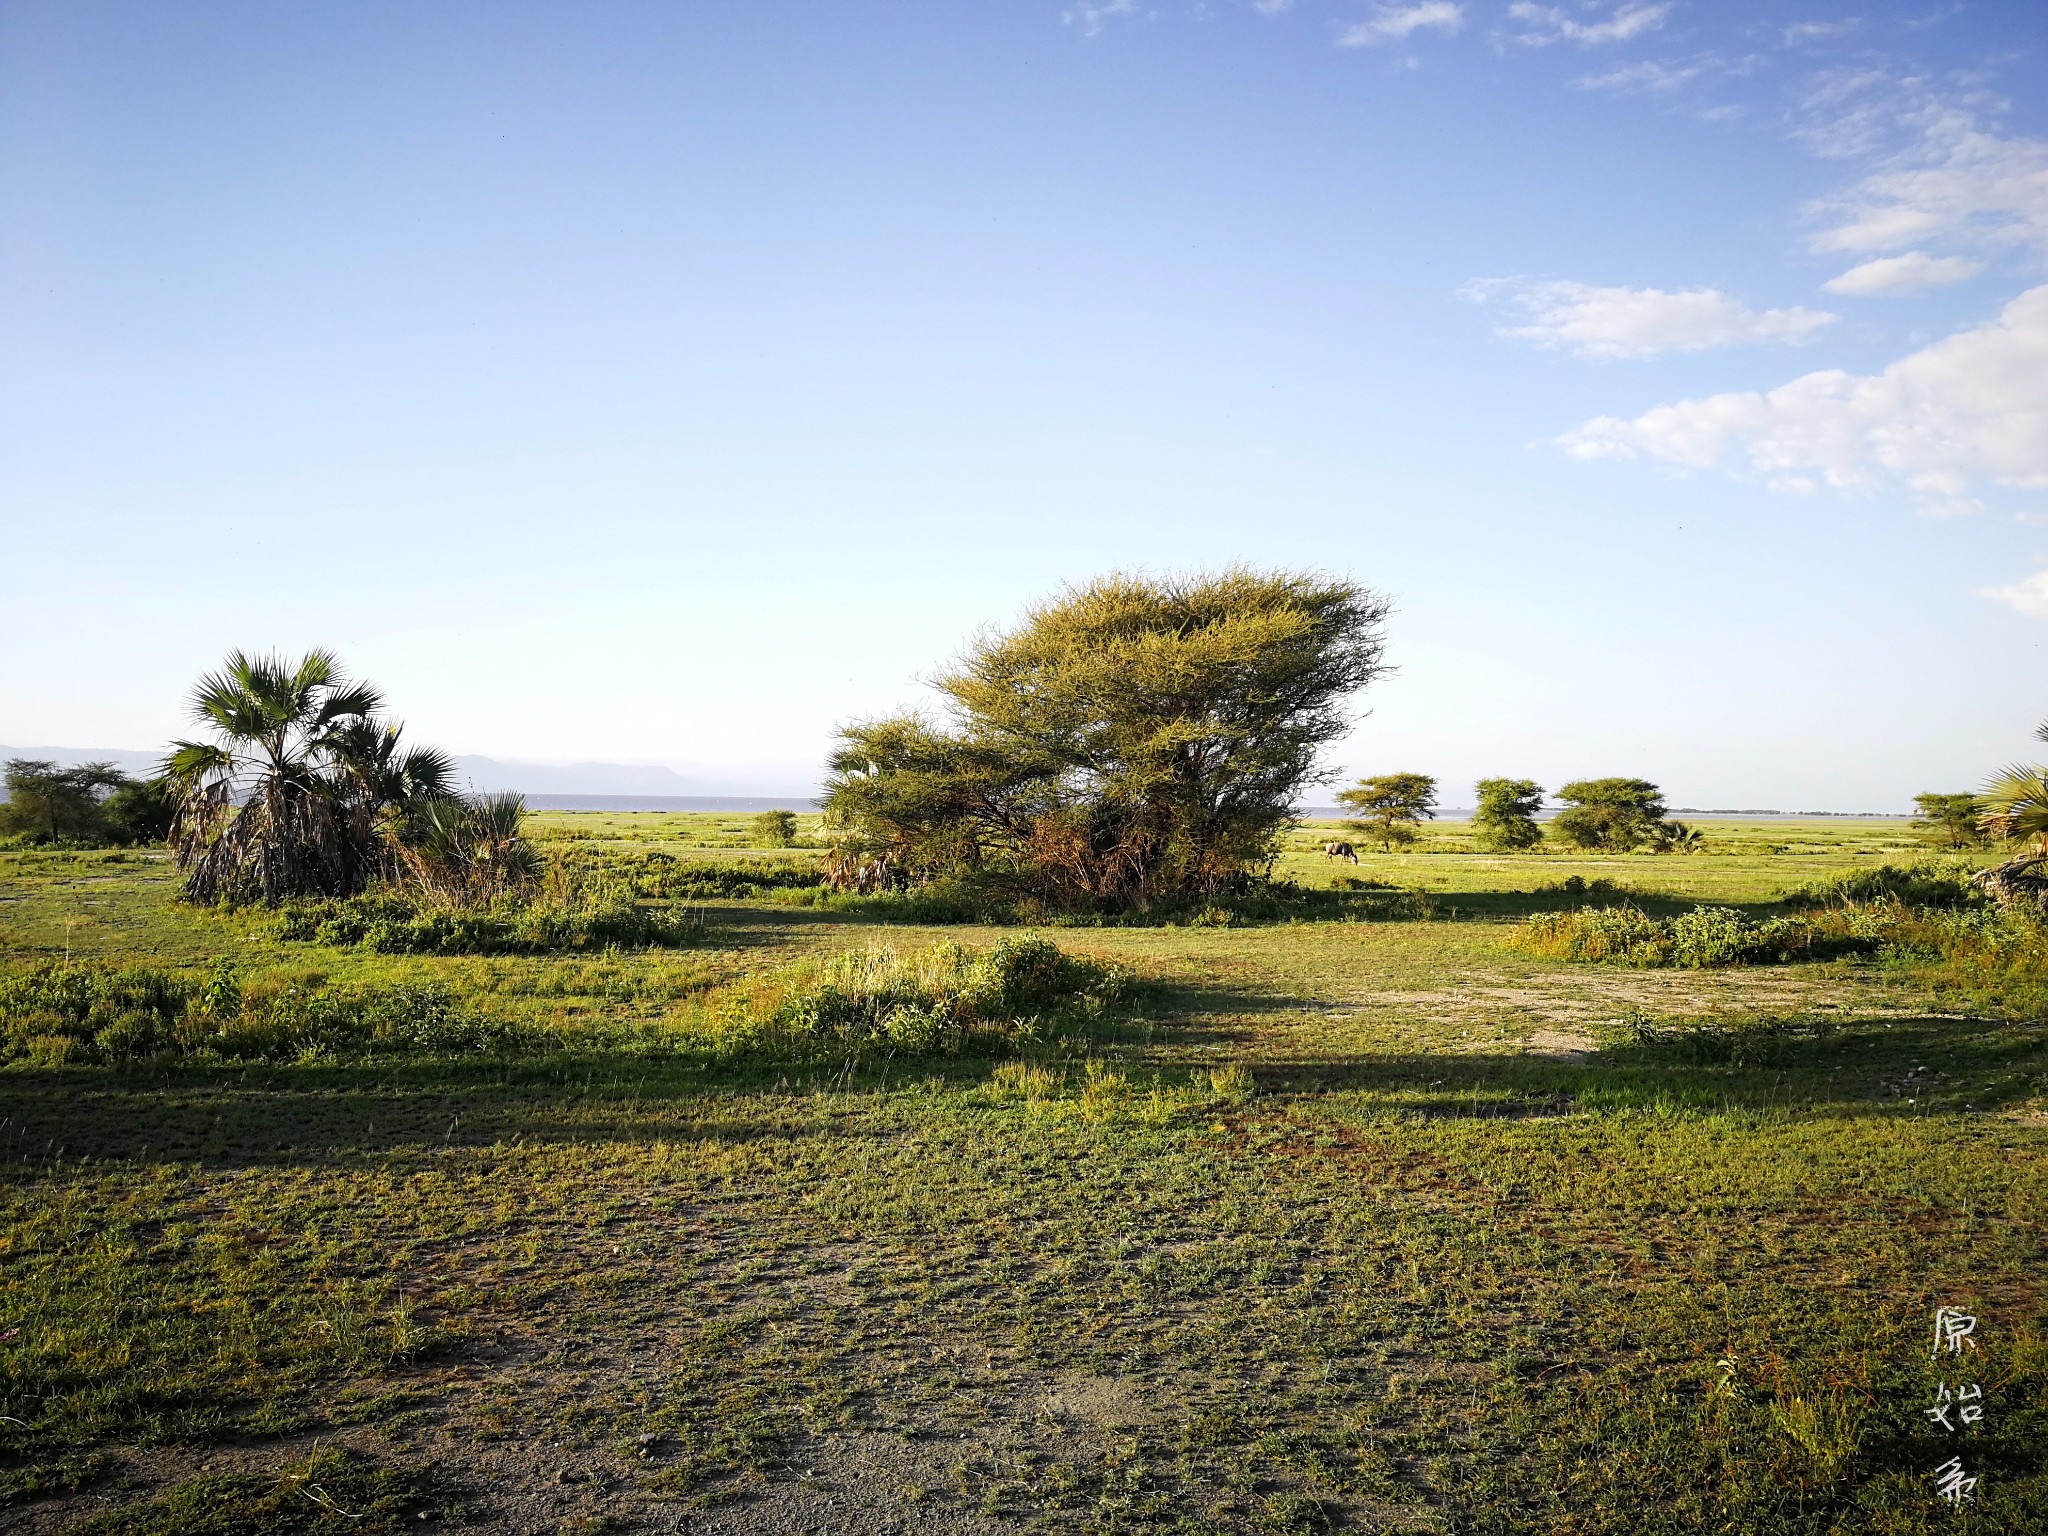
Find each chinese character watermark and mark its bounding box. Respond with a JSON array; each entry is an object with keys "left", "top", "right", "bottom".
[
  {"left": 1932, "top": 1456, "right": 1978, "bottom": 1508},
  {"left": 1927, "top": 1306, "right": 1986, "bottom": 1509},
  {"left": 1931, "top": 1307, "right": 1977, "bottom": 1358},
  {"left": 1926, "top": 1382, "right": 1983, "bottom": 1433}
]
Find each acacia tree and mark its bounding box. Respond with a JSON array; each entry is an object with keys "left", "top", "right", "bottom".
[
  {"left": 1551, "top": 778, "right": 1667, "bottom": 851},
  {"left": 1472, "top": 777, "right": 1544, "bottom": 851},
  {"left": 823, "top": 570, "right": 1390, "bottom": 907},
  {"left": 0, "top": 759, "right": 130, "bottom": 844},
  {"left": 1913, "top": 792, "right": 1986, "bottom": 850},
  {"left": 165, "top": 650, "right": 453, "bottom": 904},
  {"left": 1338, "top": 773, "right": 1437, "bottom": 850}
]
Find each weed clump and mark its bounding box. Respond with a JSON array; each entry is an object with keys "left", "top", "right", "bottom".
[
  {"left": 271, "top": 886, "right": 706, "bottom": 954},
  {"left": 0, "top": 959, "right": 533, "bottom": 1065},
  {"left": 1784, "top": 860, "right": 1983, "bottom": 910},
  {"left": 1515, "top": 904, "right": 1878, "bottom": 967},
  {"left": 696, "top": 935, "right": 1131, "bottom": 1061}
]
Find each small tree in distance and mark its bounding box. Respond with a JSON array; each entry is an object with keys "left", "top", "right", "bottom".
[
  {"left": 1339, "top": 773, "right": 1438, "bottom": 851},
  {"left": 1472, "top": 778, "right": 1543, "bottom": 851},
  {"left": 753, "top": 809, "right": 798, "bottom": 848},
  {"left": 1913, "top": 792, "right": 1985, "bottom": 850},
  {"left": 1551, "top": 778, "right": 1667, "bottom": 852}
]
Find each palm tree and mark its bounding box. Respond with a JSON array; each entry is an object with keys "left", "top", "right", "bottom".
[
  {"left": 398, "top": 791, "right": 542, "bottom": 904},
  {"left": 165, "top": 650, "right": 431, "bottom": 905},
  {"left": 1974, "top": 758, "right": 2048, "bottom": 912},
  {"left": 324, "top": 716, "right": 456, "bottom": 880}
]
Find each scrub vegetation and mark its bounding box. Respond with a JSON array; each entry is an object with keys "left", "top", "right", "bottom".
[
  {"left": 3, "top": 810, "right": 2045, "bottom": 1535},
  {"left": 3, "top": 590, "right": 2046, "bottom": 1533}
]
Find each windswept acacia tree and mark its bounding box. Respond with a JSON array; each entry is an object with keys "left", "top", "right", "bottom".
[
  {"left": 1338, "top": 772, "right": 1437, "bottom": 850},
  {"left": 165, "top": 649, "right": 458, "bottom": 905},
  {"left": 823, "top": 569, "right": 1391, "bottom": 908}
]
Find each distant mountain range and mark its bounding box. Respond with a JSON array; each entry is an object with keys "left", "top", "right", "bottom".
[{"left": 0, "top": 746, "right": 817, "bottom": 799}]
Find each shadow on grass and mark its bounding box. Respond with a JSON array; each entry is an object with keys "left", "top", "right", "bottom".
[
  {"left": 686, "top": 880, "right": 1796, "bottom": 936},
  {"left": 1250, "top": 1011, "right": 2047, "bottom": 1119},
  {"left": 0, "top": 1009, "right": 2039, "bottom": 1174}
]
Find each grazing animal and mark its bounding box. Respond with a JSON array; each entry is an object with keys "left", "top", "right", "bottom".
[{"left": 1322, "top": 841, "right": 1358, "bottom": 864}]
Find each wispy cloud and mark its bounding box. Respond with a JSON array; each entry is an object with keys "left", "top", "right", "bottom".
[
  {"left": 1808, "top": 109, "right": 2048, "bottom": 258},
  {"left": 1782, "top": 19, "right": 1860, "bottom": 46},
  {"left": 1575, "top": 58, "right": 1706, "bottom": 94},
  {"left": 1980, "top": 568, "right": 2048, "bottom": 620},
  {"left": 1823, "top": 250, "right": 1982, "bottom": 296},
  {"left": 1336, "top": 2, "right": 1465, "bottom": 47},
  {"left": 1507, "top": 2, "right": 1671, "bottom": 47},
  {"left": 1558, "top": 285, "right": 2048, "bottom": 515},
  {"left": 1063, "top": 0, "right": 1135, "bottom": 37},
  {"left": 1466, "top": 278, "right": 1837, "bottom": 359}
]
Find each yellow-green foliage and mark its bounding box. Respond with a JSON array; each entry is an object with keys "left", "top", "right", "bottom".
[
  {"left": 693, "top": 934, "right": 1129, "bottom": 1060},
  {"left": 0, "top": 959, "right": 532, "bottom": 1065}
]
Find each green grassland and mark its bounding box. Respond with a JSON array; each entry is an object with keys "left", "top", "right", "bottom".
[{"left": 1, "top": 815, "right": 2043, "bottom": 1533}]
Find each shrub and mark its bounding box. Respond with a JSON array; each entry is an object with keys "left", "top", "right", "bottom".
[
  {"left": 558, "top": 852, "right": 825, "bottom": 901},
  {"left": 1516, "top": 906, "right": 1669, "bottom": 965},
  {"left": 1514, "top": 895, "right": 2040, "bottom": 972},
  {"left": 751, "top": 810, "right": 798, "bottom": 848},
  {"left": 272, "top": 887, "right": 706, "bottom": 955},
  {"left": 1784, "top": 862, "right": 1983, "bottom": 910},
  {"left": 0, "top": 960, "right": 535, "bottom": 1065},
  {"left": 696, "top": 935, "right": 1131, "bottom": 1061}
]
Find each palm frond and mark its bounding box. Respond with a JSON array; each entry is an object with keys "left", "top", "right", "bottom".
[{"left": 1978, "top": 763, "right": 2048, "bottom": 849}]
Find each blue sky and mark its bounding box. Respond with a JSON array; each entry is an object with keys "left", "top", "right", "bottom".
[{"left": 3, "top": 1, "right": 2045, "bottom": 806}]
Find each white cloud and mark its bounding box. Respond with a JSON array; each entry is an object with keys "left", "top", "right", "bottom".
[
  {"left": 1782, "top": 20, "right": 1859, "bottom": 46},
  {"left": 1575, "top": 58, "right": 1704, "bottom": 93},
  {"left": 1253, "top": 0, "right": 1294, "bottom": 13},
  {"left": 1559, "top": 284, "right": 2048, "bottom": 512},
  {"left": 1508, "top": 2, "right": 1670, "bottom": 46},
  {"left": 1823, "top": 251, "right": 1983, "bottom": 296},
  {"left": 1809, "top": 109, "right": 2048, "bottom": 256},
  {"left": 1467, "top": 278, "right": 1837, "bottom": 359},
  {"left": 1063, "top": 0, "right": 1135, "bottom": 37},
  {"left": 1336, "top": 2, "right": 1464, "bottom": 47},
  {"left": 1981, "top": 569, "right": 2048, "bottom": 620}
]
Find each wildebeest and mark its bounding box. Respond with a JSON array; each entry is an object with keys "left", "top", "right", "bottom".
[{"left": 1322, "top": 841, "right": 1357, "bottom": 863}]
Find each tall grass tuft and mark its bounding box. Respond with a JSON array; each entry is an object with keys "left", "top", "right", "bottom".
[{"left": 694, "top": 935, "right": 1130, "bottom": 1061}]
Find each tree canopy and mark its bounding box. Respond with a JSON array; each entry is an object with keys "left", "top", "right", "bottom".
[
  {"left": 1337, "top": 773, "right": 1437, "bottom": 850},
  {"left": 0, "top": 759, "right": 175, "bottom": 847},
  {"left": 1551, "top": 778, "right": 1667, "bottom": 852},
  {"left": 164, "top": 648, "right": 492, "bottom": 905},
  {"left": 1472, "top": 777, "right": 1544, "bottom": 851},
  {"left": 822, "top": 569, "right": 1391, "bottom": 908},
  {"left": 1913, "top": 792, "right": 1986, "bottom": 849}
]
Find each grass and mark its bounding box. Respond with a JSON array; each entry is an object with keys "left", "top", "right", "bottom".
[{"left": 1, "top": 817, "right": 2043, "bottom": 1532}]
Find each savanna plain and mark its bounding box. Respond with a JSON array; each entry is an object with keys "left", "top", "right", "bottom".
[{"left": 1, "top": 814, "right": 2042, "bottom": 1534}]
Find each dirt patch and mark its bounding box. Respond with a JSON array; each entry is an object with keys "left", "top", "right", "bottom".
[{"left": 1523, "top": 1029, "right": 1596, "bottom": 1060}]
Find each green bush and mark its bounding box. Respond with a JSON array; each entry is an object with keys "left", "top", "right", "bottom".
[
  {"left": 1516, "top": 894, "right": 2043, "bottom": 974},
  {"left": 0, "top": 960, "right": 535, "bottom": 1066},
  {"left": 1784, "top": 861, "right": 1984, "bottom": 910},
  {"left": 699, "top": 935, "right": 1132, "bottom": 1061},
  {"left": 555, "top": 851, "right": 826, "bottom": 901},
  {"left": 272, "top": 888, "right": 706, "bottom": 954},
  {"left": 1516, "top": 905, "right": 1670, "bottom": 964},
  {"left": 751, "top": 810, "right": 798, "bottom": 848}
]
